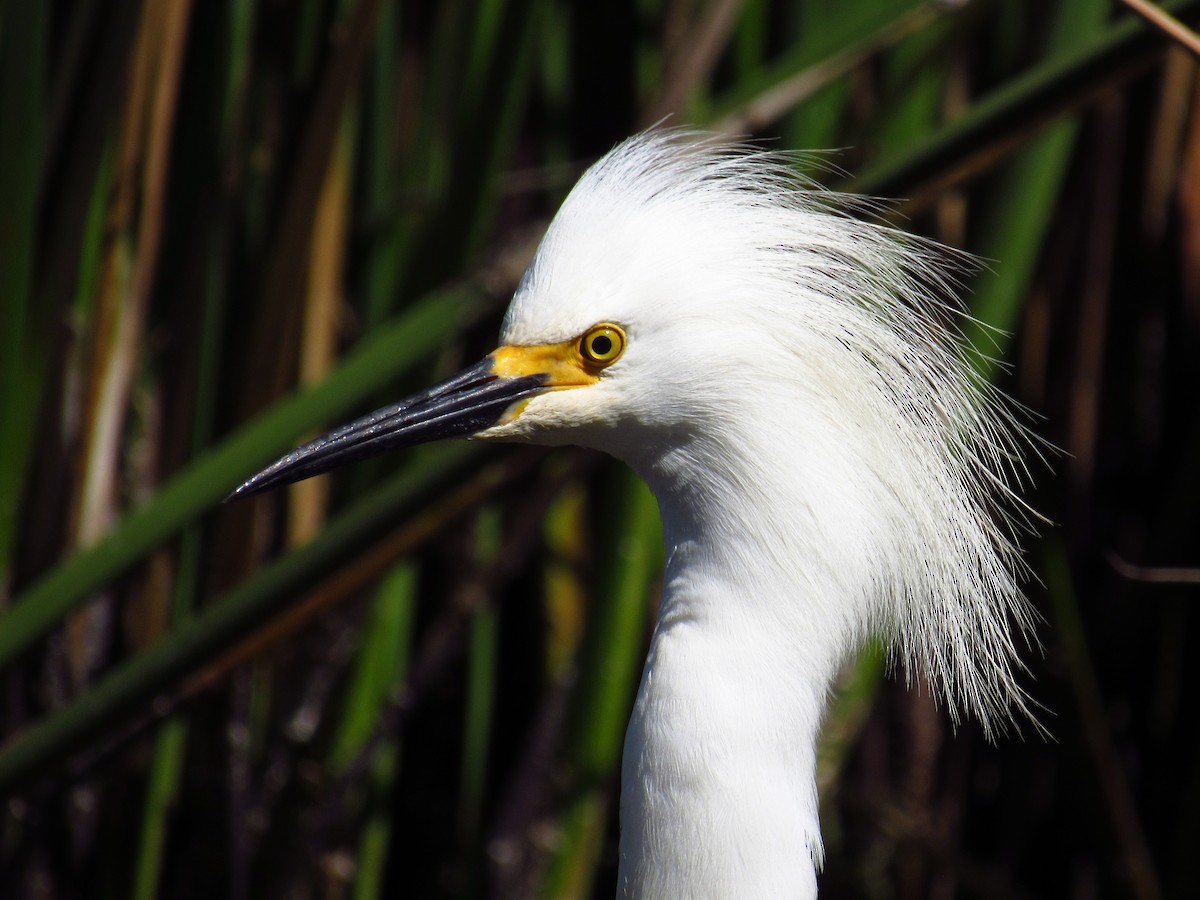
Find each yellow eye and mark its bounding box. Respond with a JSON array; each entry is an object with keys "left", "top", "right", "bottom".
[{"left": 579, "top": 323, "right": 626, "bottom": 367}]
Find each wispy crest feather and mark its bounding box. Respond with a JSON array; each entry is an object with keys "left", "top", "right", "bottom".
[{"left": 520, "top": 130, "right": 1039, "bottom": 736}]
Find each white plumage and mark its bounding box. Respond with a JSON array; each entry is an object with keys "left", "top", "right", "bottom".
[
  {"left": 237, "top": 130, "right": 1037, "bottom": 898},
  {"left": 490, "top": 132, "right": 1035, "bottom": 896}
]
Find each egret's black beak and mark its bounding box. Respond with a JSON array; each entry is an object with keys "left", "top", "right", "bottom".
[{"left": 228, "top": 357, "right": 548, "bottom": 500}]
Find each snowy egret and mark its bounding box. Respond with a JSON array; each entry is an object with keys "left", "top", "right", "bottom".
[{"left": 234, "top": 131, "right": 1036, "bottom": 898}]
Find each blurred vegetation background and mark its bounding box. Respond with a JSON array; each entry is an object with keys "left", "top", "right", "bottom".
[{"left": 2, "top": 0, "right": 1199, "bottom": 897}]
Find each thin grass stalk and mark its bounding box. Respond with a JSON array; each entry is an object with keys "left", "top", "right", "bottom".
[
  {"left": 129, "top": 0, "right": 258, "bottom": 883},
  {"left": 731, "top": 0, "right": 769, "bottom": 80},
  {"left": 868, "top": 9, "right": 949, "bottom": 160},
  {"left": 132, "top": 719, "right": 187, "bottom": 900},
  {"left": 443, "top": 0, "right": 548, "bottom": 270},
  {"left": 64, "top": 0, "right": 193, "bottom": 698},
  {"left": 963, "top": 0, "right": 1108, "bottom": 367},
  {"left": 0, "top": 2, "right": 49, "bottom": 592},
  {"left": 361, "top": 0, "right": 401, "bottom": 331},
  {"left": 293, "top": 0, "right": 326, "bottom": 84},
  {"left": 74, "top": 0, "right": 192, "bottom": 550},
  {"left": 330, "top": 563, "right": 417, "bottom": 899},
  {"left": 0, "top": 287, "right": 488, "bottom": 667},
  {"left": 538, "top": 2, "right": 571, "bottom": 161},
  {"left": 458, "top": 510, "right": 502, "bottom": 894},
  {"left": 633, "top": 0, "right": 665, "bottom": 112},
  {"left": 1043, "top": 539, "right": 1163, "bottom": 900},
  {"left": 288, "top": 107, "right": 358, "bottom": 544},
  {"left": 852, "top": 0, "right": 1200, "bottom": 201},
  {"left": 368, "top": 5, "right": 461, "bottom": 310},
  {"left": 131, "top": 83, "right": 250, "bottom": 900},
  {"left": 645, "top": 0, "right": 746, "bottom": 126},
  {"left": 329, "top": 563, "right": 418, "bottom": 773},
  {"left": 0, "top": 443, "right": 484, "bottom": 797},
  {"left": 539, "top": 468, "right": 662, "bottom": 898},
  {"left": 352, "top": 743, "right": 402, "bottom": 900},
  {"left": 240, "top": 0, "right": 382, "bottom": 419},
  {"left": 540, "top": 481, "right": 589, "bottom": 684},
  {"left": 708, "top": 0, "right": 927, "bottom": 132}
]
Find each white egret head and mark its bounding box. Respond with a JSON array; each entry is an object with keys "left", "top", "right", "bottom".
[{"left": 234, "top": 130, "right": 1037, "bottom": 896}]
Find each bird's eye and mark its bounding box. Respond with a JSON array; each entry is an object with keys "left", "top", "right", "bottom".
[{"left": 579, "top": 323, "right": 626, "bottom": 368}]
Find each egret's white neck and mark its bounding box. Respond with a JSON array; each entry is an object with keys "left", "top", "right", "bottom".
[
  {"left": 616, "top": 423, "right": 869, "bottom": 899},
  {"left": 494, "top": 130, "right": 1035, "bottom": 897}
]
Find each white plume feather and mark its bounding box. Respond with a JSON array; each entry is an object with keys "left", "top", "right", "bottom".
[{"left": 505, "top": 130, "right": 1038, "bottom": 737}]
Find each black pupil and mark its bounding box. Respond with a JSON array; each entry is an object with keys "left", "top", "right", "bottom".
[{"left": 590, "top": 334, "right": 613, "bottom": 357}]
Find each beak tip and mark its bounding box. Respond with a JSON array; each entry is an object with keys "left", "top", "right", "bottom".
[
  {"left": 222, "top": 482, "right": 251, "bottom": 503},
  {"left": 225, "top": 471, "right": 275, "bottom": 503}
]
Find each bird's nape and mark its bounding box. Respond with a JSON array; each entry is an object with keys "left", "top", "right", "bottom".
[{"left": 232, "top": 129, "right": 1039, "bottom": 898}]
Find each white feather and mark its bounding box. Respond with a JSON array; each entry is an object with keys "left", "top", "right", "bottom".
[{"left": 485, "top": 130, "right": 1037, "bottom": 898}]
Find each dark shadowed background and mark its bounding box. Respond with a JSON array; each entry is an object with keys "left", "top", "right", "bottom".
[{"left": 1, "top": 0, "right": 1198, "bottom": 897}]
